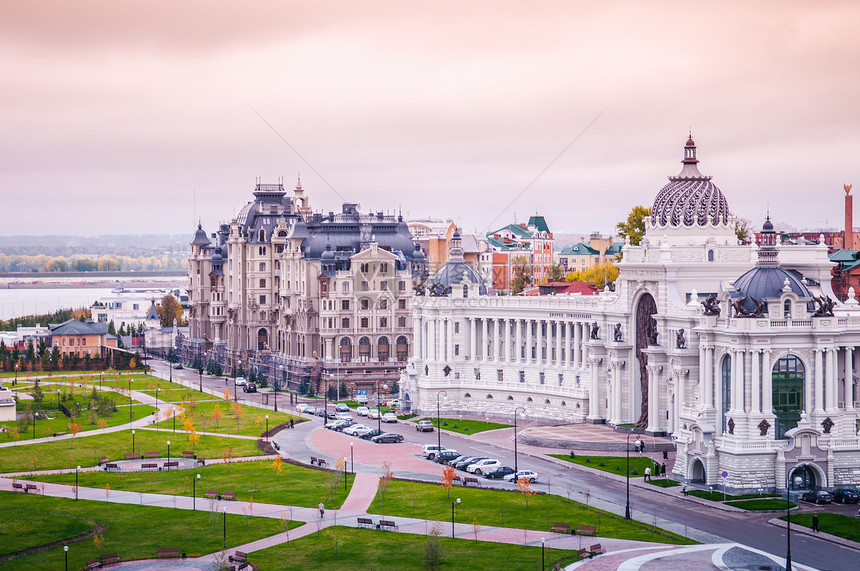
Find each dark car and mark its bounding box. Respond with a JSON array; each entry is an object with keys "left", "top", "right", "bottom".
[
  {"left": 335, "top": 420, "right": 356, "bottom": 432},
  {"left": 434, "top": 451, "right": 462, "bottom": 464},
  {"left": 242, "top": 382, "right": 257, "bottom": 393},
  {"left": 360, "top": 429, "right": 384, "bottom": 440},
  {"left": 454, "top": 456, "right": 486, "bottom": 471},
  {"left": 173, "top": 363, "right": 184, "bottom": 370},
  {"left": 335, "top": 403, "right": 350, "bottom": 413},
  {"left": 832, "top": 489, "right": 860, "bottom": 504},
  {"left": 371, "top": 432, "right": 404, "bottom": 444},
  {"left": 802, "top": 490, "right": 833, "bottom": 504},
  {"left": 484, "top": 466, "right": 516, "bottom": 479}
]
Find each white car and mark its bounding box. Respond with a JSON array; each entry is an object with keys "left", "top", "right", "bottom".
[
  {"left": 465, "top": 459, "right": 501, "bottom": 475},
  {"left": 381, "top": 412, "right": 398, "bottom": 423},
  {"left": 421, "top": 444, "right": 447, "bottom": 460},
  {"left": 234, "top": 377, "right": 247, "bottom": 386},
  {"left": 343, "top": 423, "right": 371, "bottom": 436},
  {"left": 296, "top": 403, "right": 310, "bottom": 413},
  {"left": 356, "top": 406, "right": 370, "bottom": 416},
  {"left": 335, "top": 412, "right": 353, "bottom": 422},
  {"left": 367, "top": 408, "right": 381, "bottom": 420},
  {"left": 504, "top": 470, "right": 539, "bottom": 483}
]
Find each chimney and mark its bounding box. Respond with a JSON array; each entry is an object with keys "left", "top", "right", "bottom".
[{"left": 846, "top": 184, "right": 854, "bottom": 250}]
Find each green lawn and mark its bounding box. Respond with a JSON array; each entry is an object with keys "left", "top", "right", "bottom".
[
  {"left": 249, "top": 526, "right": 580, "bottom": 570},
  {"left": 778, "top": 512, "right": 860, "bottom": 542},
  {"left": 0, "top": 430, "right": 263, "bottom": 472},
  {"left": 725, "top": 499, "right": 796, "bottom": 510},
  {"left": 550, "top": 454, "right": 663, "bottom": 478},
  {"left": 0, "top": 400, "right": 157, "bottom": 443},
  {"left": 369, "top": 480, "right": 694, "bottom": 544},
  {"left": 413, "top": 417, "right": 511, "bottom": 434},
  {"left": 0, "top": 491, "right": 296, "bottom": 570},
  {"left": 647, "top": 479, "right": 681, "bottom": 488},
  {"left": 154, "top": 395, "right": 302, "bottom": 436},
  {"left": 685, "top": 489, "right": 778, "bottom": 502},
  {"left": 22, "top": 459, "right": 353, "bottom": 508}
]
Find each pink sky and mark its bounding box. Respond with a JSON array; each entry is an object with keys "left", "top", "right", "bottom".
[{"left": 3, "top": 1, "right": 860, "bottom": 237}]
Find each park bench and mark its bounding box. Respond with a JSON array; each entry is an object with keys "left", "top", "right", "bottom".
[
  {"left": 196, "top": 457, "right": 206, "bottom": 465},
  {"left": 101, "top": 552, "right": 122, "bottom": 566},
  {"left": 452, "top": 476, "right": 462, "bottom": 485},
  {"left": 379, "top": 519, "right": 399, "bottom": 531},
  {"left": 229, "top": 551, "right": 248, "bottom": 563},
  {"left": 25, "top": 484, "right": 39, "bottom": 493},
  {"left": 463, "top": 477, "right": 480, "bottom": 487},
  {"left": 156, "top": 547, "right": 180, "bottom": 558},
  {"left": 53, "top": 431, "right": 67, "bottom": 437},
  {"left": 105, "top": 463, "right": 119, "bottom": 472},
  {"left": 205, "top": 490, "right": 220, "bottom": 500},
  {"left": 12, "top": 482, "right": 24, "bottom": 492},
  {"left": 98, "top": 456, "right": 109, "bottom": 465},
  {"left": 141, "top": 463, "right": 158, "bottom": 470},
  {"left": 357, "top": 517, "right": 374, "bottom": 529},
  {"left": 163, "top": 461, "right": 179, "bottom": 470},
  {"left": 551, "top": 522, "right": 571, "bottom": 534},
  {"left": 577, "top": 548, "right": 591, "bottom": 560},
  {"left": 181, "top": 451, "right": 196, "bottom": 459},
  {"left": 310, "top": 456, "right": 319, "bottom": 465},
  {"left": 317, "top": 458, "right": 328, "bottom": 467},
  {"left": 273, "top": 442, "right": 281, "bottom": 450},
  {"left": 576, "top": 525, "right": 597, "bottom": 536},
  {"left": 85, "top": 556, "right": 101, "bottom": 568},
  {"left": 589, "top": 544, "right": 606, "bottom": 555},
  {"left": 222, "top": 491, "right": 236, "bottom": 501},
  {"left": 124, "top": 452, "right": 139, "bottom": 460},
  {"left": 144, "top": 451, "right": 160, "bottom": 459}
]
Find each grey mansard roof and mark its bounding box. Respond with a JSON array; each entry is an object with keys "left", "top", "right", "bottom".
[{"left": 651, "top": 137, "right": 730, "bottom": 228}]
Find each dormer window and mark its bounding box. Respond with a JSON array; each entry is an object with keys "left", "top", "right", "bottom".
[
  {"left": 259, "top": 229, "right": 266, "bottom": 242},
  {"left": 784, "top": 300, "right": 791, "bottom": 319}
]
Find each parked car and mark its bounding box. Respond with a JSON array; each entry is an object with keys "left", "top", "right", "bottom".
[
  {"left": 303, "top": 406, "right": 317, "bottom": 415},
  {"left": 335, "top": 420, "right": 356, "bottom": 432},
  {"left": 504, "top": 470, "right": 539, "bottom": 483},
  {"left": 173, "top": 363, "right": 184, "bottom": 370},
  {"left": 335, "top": 412, "right": 352, "bottom": 422},
  {"left": 343, "top": 424, "right": 370, "bottom": 436},
  {"left": 422, "top": 444, "right": 448, "bottom": 460},
  {"left": 371, "top": 432, "right": 404, "bottom": 444},
  {"left": 832, "top": 489, "right": 860, "bottom": 504},
  {"left": 381, "top": 412, "right": 398, "bottom": 423},
  {"left": 356, "top": 406, "right": 370, "bottom": 416},
  {"left": 434, "top": 451, "right": 462, "bottom": 464},
  {"left": 296, "top": 403, "right": 310, "bottom": 413},
  {"left": 335, "top": 403, "right": 350, "bottom": 413},
  {"left": 484, "top": 466, "right": 516, "bottom": 479},
  {"left": 326, "top": 419, "right": 350, "bottom": 431},
  {"left": 802, "top": 490, "right": 833, "bottom": 504},
  {"left": 234, "top": 377, "right": 247, "bottom": 386},
  {"left": 360, "top": 428, "right": 384, "bottom": 440},
  {"left": 453, "top": 456, "right": 484, "bottom": 470},
  {"left": 367, "top": 408, "right": 381, "bottom": 419},
  {"left": 242, "top": 382, "right": 257, "bottom": 393},
  {"left": 466, "top": 459, "right": 501, "bottom": 475},
  {"left": 416, "top": 420, "right": 435, "bottom": 432},
  {"left": 326, "top": 410, "right": 338, "bottom": 419}
]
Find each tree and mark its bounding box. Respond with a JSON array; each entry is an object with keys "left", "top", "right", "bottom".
[
  {"left": 211, "top": 403, "right": 223, "bottom": 429},
  {"left": 69, "top": 422, "right": 81, "bottom": 448},
  {"left": 107, "top": 320, "right": 116, "bottom": 336},
  {"left": 440, "top": 464, "right": 456, "bottom": 499},
  {"left": 577, "top": 260, "right": 620, "bottom": 290},
  {"left": 548, "top": 264, "right": 566, "bottom": 283},
  {"left": 734, "top": 216, "right": 752, "bottom": 244},
  {"left": 510, "top": 255, "right": 533, "bottom": 295},
  {"left": 517, "top": 476, "right": 535, "bottom": 507},
  {"left": 616, "top": 205, "right": 652, "bottom": 246},
  {"left": 157, "top": 294, "right": 185, "bottom": 328}
]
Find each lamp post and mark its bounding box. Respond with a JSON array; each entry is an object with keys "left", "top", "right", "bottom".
[
  {"left": 436, "top": 391, "right": 448, "bottom": 453},
  {"left": 172, "top": 408, "right": 176, "bottom": 433},
  {"left": 132, "top": 429, "right": 135, "bottom": 453},
  {"left": 541, "top": 537, "right": 546, "bottom": 570},
  {"left": 513, "top": 406, "right": 526, "bottom": 473},
  {"left": 785, "top": 479, "right": 793, "bottom": 571},
  {"left": 451, "top": 497, "right": 460, "bottom": 538},
  {"left": 376, "top": 381, "right": 388, "bottom": 432},
  {"left": 233, "top": 361, "right": 238, "bottom": 403},
  {"left": 222, "top": 506, "right": 227, "bottom": 549},
  {"left": 64, "top": 545, "right": 68, "bottom": 571},
  {"left": 100, "top": 371, "right": 103, "bottom": 389},
  {"left": 167, "top": 440, "right": 171, "bottom": 464},
  {"left": 57, "top": 389, "right": 60, "bottom": 411},
  {"left": 625, "top": 430, "right": 634, "bottom": 519},
  {"left": 350, "top": 441, "right": 354, "bottom": 474},
  {"left": 128, "top": 378, "right": 133, "bottom": 422},
  {"left": 276, "top": 366, "right": 283, "bottom": 413},
  {"left": 33, "top": 409, "right": 36, "bottom": 439},
  {"left": 75, "top": 465, "right": 80, "bottom": 500},
  {"left": 14, "top": 362, "right": 19, "bottom": 385},
  {"left": 198, "top": 349, "right": 204, "bottom": 393},
  {"left": 193, "top": 473, "right": 200, "bottom": 510},
  {"left": 265, "top": 414, "right": 269, "bottom": 442}
]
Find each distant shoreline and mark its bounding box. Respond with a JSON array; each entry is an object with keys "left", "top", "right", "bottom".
[{"left": 0, "top": 271, "right": 186, "bottom": 290}]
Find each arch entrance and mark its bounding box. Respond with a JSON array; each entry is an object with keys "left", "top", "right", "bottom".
[{"left": 634, "top": 293, "right": 657, "bottom": 427}]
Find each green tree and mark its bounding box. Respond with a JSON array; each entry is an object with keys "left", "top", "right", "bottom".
[
  {"left": 548, "top": 264, "right": 566, "bottom": 283},
  {"left": 734, "top": 216, "right": 752, "bottom": 244},
  {"left": 510, "top": 255, "right": 533, "bottom": 295},
  {"left": 157, "top": 294, "right": 185, "bottom": 327},
  {"left": 107, "top": 320, "right": 116, "bottom": 335},
  {"left": 616, "top": 205, "right": 652, "bottom": 246},
  {"left": 26, "top": 340, "right": 36, "bottom": 365}
]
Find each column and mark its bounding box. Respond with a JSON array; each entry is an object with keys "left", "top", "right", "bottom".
[
  {"left": 503, "top": 318, "right": 511, "bottom": 362},
  {"left": 587, "top": 357, "right": 601, "bottom": 420},
  {"left": 763, "top": 349, "right": 773, "bottom": 414},
  {"left": 413, "top": 315, "right": 422, "bottom": 363},
  {"left": 556, "top": 321, "right": 563, "bottom": 368},
  {"left": 482, "top": 318, "right": 489, "bottom": 361},
  {"left": 704, "top": 346, "right": 714, "bottom": 408},
  {"left": 751, "top": 350, "right": 761, "bottom": 414},
  {"left": 566, "top": 322, "right": 573, "bottom": 367},
  {"left": 515, "top": 318, "right": 522, "bottom": 364},
  {"left": 845, "top": 347, "right": 854, "bottom": 410},
  {"left": 469, "top": 318, "right": 477, "bottom": 361},
  {"left": 678, "top": 369, "right": 686, "bottom": 418},
  {"left": 646, "top": 365, "right": 658, "bottom": 431},
  {"left": 492, "top": 318, "right": 499, "bottom": 363},
  {"left": 447, "top": 318, "right": 454, "bottom": 363},
  {"left": 613, "top": 362, "right": 623, "bottom": 423},
  {"left": 826, "top": 348, "right": 836, "bottom": 411},
  {"left": 814, "top": 348, "right": 824, "bottom": 413},
  {"left": 573, "top": 322, "right": 581, "bottom": 369},
  {"left": 732, "top": 350, "right": 744, "bottom": 413}
]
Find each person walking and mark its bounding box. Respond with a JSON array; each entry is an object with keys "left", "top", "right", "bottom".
[
  {"left": 662, "top": 449, "right": 668, "bottom": 461},
  {"left": 644, "top": 466, "right": 651, "bottom": 481},
  {"left": 318, "top": 502, "right": 325, "bottom": 518},
  {"left": 661, "top": 462, "right": 667, "bottom": 476},
  {"left": 290, "top": 418, "right": 294, "bottom": 429},
  {"left": 812, "top": 513, "right": 819, "bottom": 533}
]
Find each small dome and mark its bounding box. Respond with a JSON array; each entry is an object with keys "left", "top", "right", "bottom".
[
  {"left": 411, "top": 242, "right": 425, "bottom": 260},
  {"left": 190, "top": 223, "right": 211, "bottom": 246},
  {"left": 426, "top": 262, "right": 487, "bottom": 295},
  {"left": 762, "top": 218, "right": 774, "bottom": 232},
  {"left": 732, "top": 266, "right": 812, "bottom": 313},
  {"left": 321, "top": 242, "right": 335, "bottom": 260}
]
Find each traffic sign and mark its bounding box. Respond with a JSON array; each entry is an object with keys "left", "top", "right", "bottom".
[{"left": 721, "top": 471, "right": 728, "bottom": 478}]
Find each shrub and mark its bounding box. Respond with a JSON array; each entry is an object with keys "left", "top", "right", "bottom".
[
  {"left": 597, "top": 461, "right": 604, "bottom": 467},
  {"left": 630, "top": 468, "right": 639, "bottom": 476},
  {"left": 585, "top": 457, "right": 591, "bottom": 463}
]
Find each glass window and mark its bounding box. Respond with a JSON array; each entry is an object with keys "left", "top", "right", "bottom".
[
  {"left": 398, "top": 299, "right": 406, "bottom": 309},
  {"left": 773, "top": 354, "right": 805, "bottom": 439},
  {"left": 342, "top": 299, "right": 350, "bottom": 310},
  {"left": 721, "top": 354, "right": 732, "bottom": 433}
]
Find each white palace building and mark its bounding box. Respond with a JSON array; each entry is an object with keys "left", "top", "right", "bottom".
[{"left": 405, "top": 137, "right": 860, "bottom": 493}]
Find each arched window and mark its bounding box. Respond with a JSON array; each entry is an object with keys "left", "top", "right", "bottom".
[
  {"left": 486, "top": 394, "right": 493, "bottom": 399},
  {"left": 339, "top": 337, "right": 352, "bottom": 363},
  {"left": 396, "top": 335, "right": 409, "bottom": 362},
  {"left": 707, "top": 250, "right": 715, "bottom": 262},
  {"left": 773, "top": 354, "right": 805, "bottom": 439},
  {"left": 507, "top": 395, "right": 514, "bottom": 400},
  {"left": 463, "top": 285, "right": 469, "bottom": 298},
  {"left": 527, "top": 397, "right": 533, "bottom": 402},
  {"left": 358, "top": 337, "right": 371, "bottom": 362},
  {"left": 464, "top": 393, "right": 471, "bottom": 398},
  {"left": 784, "top": 300, "right": 791, "bottom": 319},
  {"left": 377, "top": 336, "right": 390, "bottom": 362},
  {"left": 259, "top": 229, "right": 266, "bottom": 242},
  {"left": 721, "top": 354, "right": 731, "bottom": 433}
]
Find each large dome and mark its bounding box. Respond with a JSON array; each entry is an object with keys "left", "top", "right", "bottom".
[{"left": 651, "top": 137, "right": 730, "bottom": 228}]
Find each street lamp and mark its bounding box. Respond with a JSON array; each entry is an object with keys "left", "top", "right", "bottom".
[
  {"left": 785, "top": 478, "right": 793, "bottom": 571},
  {"left": 128, "top": 378, "right": 133, "bottom": 422},
  {"left": 193, "top": 473, "right": 200, "bottom": 510},
  {"left": 198, "top": 349, "right": 205, "bottom": 393},
  {"left": 56, "top": 389, "right": 60, "bottom": 410},
  {"left": 265, "top": 414, "right": 269, "bottom": 442},
  {"left": 376, "top": 381, "right": 388, "bottom": 432},
  {"left": 541, "top": 537, "right": 546, "bottom": 570},
  {"left": 350, "top": 441, "right": 354, "bottom": 474},
  {"left": 75, "top": 465, "right": 80, "bottom": 500},
  {"left": 233, "top": 361, "right": 238, "bottom": 403},
  {"left": 132, "top": 429, "right": 135, "bottom": 453},
  {"left": 451, "top": 497, "right": 460, "bottom": 538},
  {"left": 276, "top": 366, "right": 283, "bottom": 413},
  {"left": 625, "top": 430, "right": 634, "bottom": 519},
  {"left": 64, "top": 545, "right": 68, "bottom": 571},
  {"left": 167, "top": 440, "right": 171, "bottom": 464},
  {"left": 14, "top": 362, "right": 19, "bottom": 385},
  {"left": 513, "top": 406, "right": 526, "bottom": 473},
  {"left": 436, "top": 391, "right": 448, "bottom": 453},
  {"left": 222, "top": 506, "right": 227, "bottom": 549},
  {"left": 324, "top": 374, "right": 333, "bottom": 427}
]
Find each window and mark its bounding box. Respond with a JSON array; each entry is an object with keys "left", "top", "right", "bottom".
[
  {"left": 259, "top": 295, "right": 266, "bottom": 305},
  {"left": 721, "top": 355, "right": 732, "bottom": 433},
  {"left": 558, "top": 373, "right": 564, "bottom": 386},
  {"left": 379, "top": 317, "right": 388, "bottom": 328},
  {"left": 361, "top": 281, "right": 369, "bottom": 291},
  {"left": 379, "top": 299, "right": 388, "bottom": 310},
  {"left": 359, "top": 337, "right": 371, "bottom": 362},
  {"left": 380, "top": 263, "right": 388, "bottom": 273},
  {"left": 360, "top": 263, "right": 369, "bottom": 273},
  {"left": 258, "top": 230, "right": 266, "bottom": 243},
  {"left": 398, "top": 316, "right": 406, "bottom": 327},
  {"left": 341, "top": 318, "right": 350, "bottom": 328},
  {"left": 259, "top": 262, "right": 266, "bottom": 271},
  {"left": 341, "top": 299, "right": 350, "bottom": 310},
  {"left": 321, "top": 282, "right": 328, "bottom": 293},
  {"left": 361, "top": 317, "right": 369, "bottom": 328},
  {"left": 380, "top": 281, "right": 387, "bottom": 291},
  {"left": 342, "top": 281, "right": 349, "bottom": 292},
  {"left": 259, "top": 278, "right": 266, "bottom": 288},
  {"left": 454, "top": 344, "right": 460, "bottom": 356},
  {"left": 497, "top": 369, "right": 504, "bottom": 382},
  {"left": 399, "top": 281, "right": 406, "bottom": 291},
  {"left": 378, "top": 337, "right": 389, "bottom": 362},
  {"left": 463, "top": 285, "right": 469, "bottom": 298},
  {"left": 398, "top": 299, "right": 407, "bottom": 310},
  {"left": 519, "top": 370, "right": 525, "bottom": 383},
  {"left": 773, "top": 354, "right": 805, "bottom": 439},
  {"left": 454, "top": 322, "right": 460, "bottom": 333},
  {"left": 132, "top": 304, "right": 139, "bottom": 310},
  {"left": 707, "top": 250, "right": 715, "bottom": 262},
  {"left": 360, "top": 299, "right": 370, "bottom": 310},
  {"left": 784, "top": 300, "right": 791, "bottom": 319},
  {"left": 539, "top": 372, "right": 545, "bottom": 385},
  {"left": 474, "top": 368, "right": 481, "bottom": 380},
  {"left": 81, "top": 338, "right": 86, "bottom": 346}
]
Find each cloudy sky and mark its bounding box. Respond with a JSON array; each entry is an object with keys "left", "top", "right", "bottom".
[{"left": 3, "top": 1, "right": 860, "bottom": 238}]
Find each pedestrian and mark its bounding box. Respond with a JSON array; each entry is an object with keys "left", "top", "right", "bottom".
[
  {"left": 290, "top": 418, "right": 294, "bottom": 429},
  {"left": 812, "top": 513, "right": 819, "bottom": 533},
  {"left": 318, "top": 502, "right": 325, "bottom": 518},
  {"left": 225, "top": 378, "right": 228, "bottom": 386},
  {"left": 644, "top": 466, "right": 651, "bottom": 481},
  {"left": 682, "top": 484, "right": 688, "bottom": 496},
  {"left": 661, "top": 462, "right": 667, "bottom": 476},
  {"left": 635, "top": 439, "right": 643, "bottom": 455},
  {"left": 662, "top": 449, "right": 668, "bottom": 461}
]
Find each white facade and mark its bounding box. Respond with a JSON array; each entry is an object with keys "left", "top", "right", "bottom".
[{"left": 408, "top": 138, "right": 860, "bottom": 492}]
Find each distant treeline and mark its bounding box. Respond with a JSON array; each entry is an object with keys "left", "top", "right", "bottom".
[
  {"left": 0, "top": 234, "right": 191, "bottom": 257},
  {"left": 0, "top": 254, "right": 187, "bottom": 273},
  {"left": 0, "top": 308, "right": 91, "bottom": 331}
]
